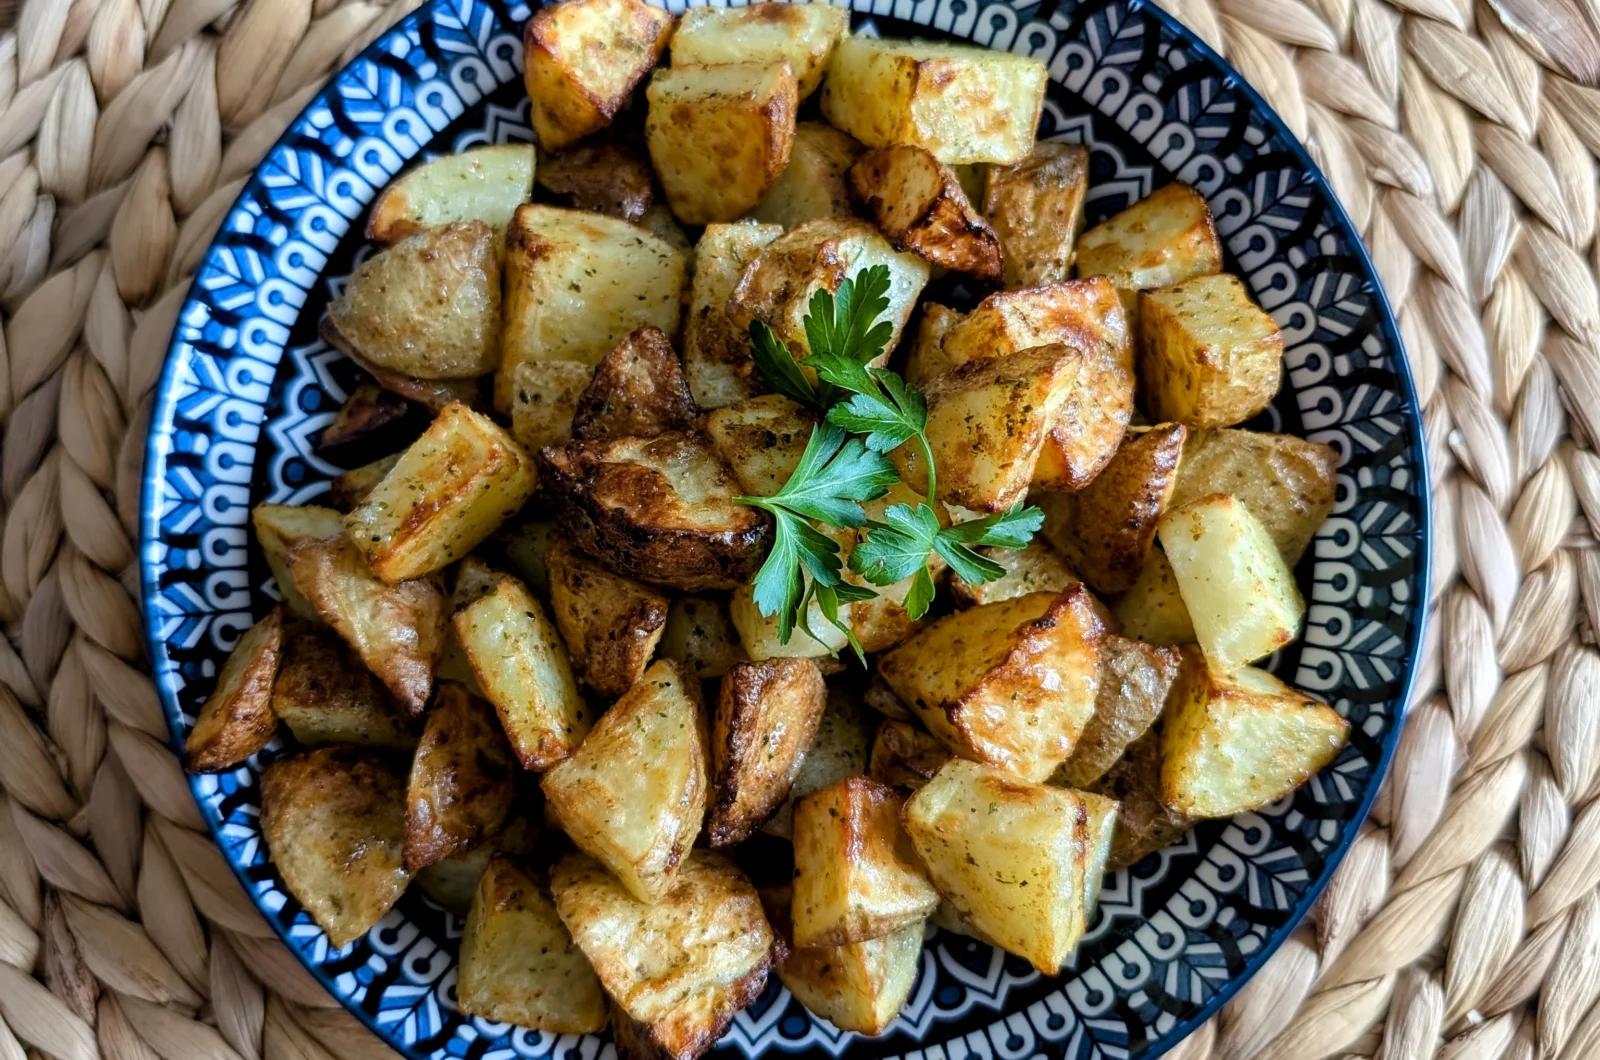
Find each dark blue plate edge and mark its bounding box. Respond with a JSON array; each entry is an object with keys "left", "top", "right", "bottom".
[{"left": 133, "top": 0, "right": 1436, "bottom": 1055}]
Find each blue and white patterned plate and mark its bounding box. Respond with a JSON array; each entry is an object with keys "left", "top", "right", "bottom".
[{"left": 139, "top": 1, "right": 1429, "bottom": 1057}]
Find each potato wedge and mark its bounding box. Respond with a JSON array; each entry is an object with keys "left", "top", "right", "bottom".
[
  {"left": 270, "top": 624, "right": 415, "bottom": 748},
  {"left": 539, "top": 431, "right": 772, "bottom": 591},
  {"left": 1139, "top": 273, "right": 1283, "bottom": 428},
  {"left": 848, "top": 145, "right": 1002, "bottom": 279},
  {"left": 869, "top": 719, "right": 952, "bottom": 791},
  {"left": 763, "top": 687, "right": 870, "bottom": 838},
  {"left": 707, "top": 658, "right": 827, "bottom": 847},
  {"left": 546, "top": 536, "right": 670, "bottom": 698},
  {"left": 523, "top": 0, "right": 674, "bottom": 150},
  {"left": 571, "top": 327, "right": 699, "bottom": 441},
  {"left": 879, "top": 589, "right": 1104, "bottom": 784},
  {"left": 541, "top": 659, "right": 708, "bottom": 902},
  {"left": 984, "top": 142, "right": 1089, "bottom": 288},
  {"left": 287, "top": 535, "right": 446, "bottom": 713},
  {"left": 536, "top": 137, "right": 654, "bottom": 223},
  {"left": 670, "top": 4, "right": 849, "bottom": 99},
  {"left": 551, "top": 851, "right": 776, "bottom": 1060},
  {"left": 259, "top": 746, "right": 411, "bottom": 947},
  {"left": 252, "top": 504, "right": 346, "bottom": 621},
  {"left": 1162, "top": 649, "right": 1350, "bottom": 818},
  {"left": 315, "top": 382, "right": 412, "bottom": 454},
  {"left": 1170, "top": 429, "right": 1338, "bottom": 565},
  {"left": 327, "top": 454, "right": 402, "bottom": 513},
  {"left": 703, "top": 394, "right": 816, "bottom": 498},
  {"left": 1089, "top": 732, "right": 1192, "bottom": 870},
  {"left": 729, "top": 580, "right": 850, "bottom": 662},
  {"left": 1054, "top": 635, "right": 1181, "bottom": 789},
  {"left": 684, "top": 222, "right": 784, "bottom": 410},
  {"left": 457, "top": 857, "right": 607, "bottom": 1033},
  {"left": 346, "top": 403, "right": 537, "bottom": 582},
  {"left": 454, "top": 574, "right": 590, "bottom": 770},
  {"left": 821, "top": 38, "right": 1047, "bottom": 165},
  {"left": 367, "top": 145, "right": 535, "bottom": 244},
  {"left": 749, "top": 122, "right": 864, "bottom": 228},
  {"left": 902, "top": 303, "right": 963, "bottom": 388},
  {"left": 323, "top": 221, "right": 500, "bottom": 380},
  {"left": 404, "top": 682, "right": 516, "bottom": 871},
  {"left": 498, "top": 204, "right": 687, "bottom": 411},
  {"left": 508, "top": 359, "right": 593, "bottom": 453},
  {"left": 646, "top": 61, "right": 798, "bottom": 225},
  {"left": 1072, "top": 423, "right": 1187, "bottom": 594},
  {"left": 183, "top": 608, "right": 282, "bottom": 772},
  {"left": 947, "top": 538, "right": 1082, "bottom": 609},
  {"left": 660, "top": 597, "right": 748, "bottom": 680},
  {"left": 1112, "top": 549, "right": 1195, "bottom": 646},
  {"left": 1159, "top": 493, "right": 1304, "bottom": 669}
]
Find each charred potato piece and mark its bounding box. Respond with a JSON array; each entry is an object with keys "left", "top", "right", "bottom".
[
  {"left": 539, "top": 431, "right": 772, "bottom": 591},
  {"left": 984, "top": 142, "right": 1089, "bottom": 288},
  {"left": 546, "top": 536, "right": 670, "bottom": 698},
  {"left": 346, "top": 403, "right": 537, "bottom": 582},
  {"left": 948, "top": 538, "right": 1082, "bottom": 609},
  {"left": 541, "top": 659, "right": 708, "bottom": 902},
  {"left": 316, "top": 383, "right": 411, "bottom": 454},
  {"left": 457, "top": 857, "right": 607, "bottom": 1033},
  {"left": 1090, "top": 731, "right": 1191, "bottom": 870},
  {"left": 707, "top": 658, "right": 827, "bottom": 847},
  {"left": 323, "top": 221, "right": 500, "bottom": 380},
  {"left": 1112, "top": 549, "right": 1195, "bottom": 647},
  {"left": 763, "top": 687, "right": 870, "bottom": 838},
  {"left": 327, "top": 454, "right": 402, "bottom": 513},
  {"left": 821, "top": 38, "right": 1047, "bottom": 165},
  {"left": 848, "top": 145, "right": 1002, "bottom": 280},
  {"left": 1054, "top": 636, "right": 1181, "bottom": 789},
  {"left": 1170, "top": 429, "right": 1338, "bottom": 566},
  {"left": 902, "top": 303, "right": 963, "bottom": 389},
  {"left": 252, "top": 503, "right": 346, "bottom": 621},
  {"left": 508, "top": 359, "right": 594, "bottom": 453},
  {"left": 646, "top": 62, "right": 798, "bottom": 226},
  {"left": 670, "top": 4, "right": 849, "bottom": 98},
  {"left": 404, "top": 683, "right": 516, "bottom": 871},
  {"left": 879, "top": 589, "right": 1104, "bottom": 784},
  {"left": 367, "top": 145, "right": 535, "bottom": 244},
  {"left": 1139, "top": 273, "right": 1283, "bottom": 429},
  {"left": 183, "top": 608, "right": 282, "bottom": 772},
  {"left": 684, "top": 222, "right": 784, "bottom": 410},
  {"left": 523, "top": 0, "right": 674, "bottom": 150},
  {"left": 869, "top": 719, "right": 952, "bottom": 791},
  {"left": 571, "top": 327, "right": 699, "bottom": 441},
  {"left": 702, "top": 394, "right": 816, "bottom": 497},
  {"left": 1075, "top": 183, "right": 1223, "bottom": 324},
  {"left": 271, "top": 625, "right": 415, "bottom": 748},
  {"left": 750, "top": 122, "right": 864, "bottom": 228},
  {"left": 535, "top": 138, "right": 655, "bottom": 223},
  {"left": 259, "top": 746, "right": 411, "bottom": 947},
  {"left": 1072, "top": 423, "right": 1187, "bottom": 594},
  {"left": 660, "top": 597, "right": 748, "bottom": 680}
]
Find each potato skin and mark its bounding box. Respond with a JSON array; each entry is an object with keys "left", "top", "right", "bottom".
[
  {"left": 522, "top": 0, "right": 674, "bottom": 150},
  {"left": 1170, "top": 429, "right": 1338, "bottom": 566},
  {"left": 183, "top": 607, "right": 283, "bottom": 773},
  {"left": 546, "top": 536, "right": 670, "bottom": 698},
  {"left": 367, "top": 144, "right": 536, "bottom": 244},
  {"left": 869, "top": 719, "right": 952, "bottom": 791},
  {"left": 1139, "top": 273, "right": 1284, "bottom": 429},
  {"left": 270, "top": 624, "right": 416, "bottom": 749},
  {"left": 706, "top": 658, "right": 827, "bottom": 846},
  {"left": 316, "top": 382, "right": 411, "bottom": 454},
  {"left": 536, "top": 137, "right": 655, "bottom": 223},
  {"left": 984, "top": 142, "right": 1089, "bottom": 288},
  {"left": 1088, "top": 732, "right": 1191, "bottom": 871},
  {"left": 683, "top": 222, "right": 784, "bottom": 410},
  {"left": 252, "top": 504, "right": 350, "bottom": 622},
  {"left": 1072, "top": 423, "right": 1187, "bottom": 594},
  {"left": 571, "top": 327, "right": 699, "bottom": 442},
  {"left": 848, "top": 145, "right": 1002, "bottom": 279},
  {"left": 1054, "top": 635, "right": 1181, "bottom": 789},
  {"left": 404, "top": 682, "right": 517, "bottom": 872}
]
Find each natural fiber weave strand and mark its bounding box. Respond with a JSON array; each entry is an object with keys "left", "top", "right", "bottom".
[{"left": 0, "top": 0, "right": 1595, "bottom": 1057}]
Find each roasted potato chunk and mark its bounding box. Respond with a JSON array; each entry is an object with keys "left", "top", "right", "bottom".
[
  {"left": 498, "top": 205, "right": 687, "bottom": 411},
  {"left": 903, "top": 303, "right": 963, "bottom": 388},
  {"left": 454, "top": 574, "right": 590, "bottom": 769},
  {"left": 546, "top": 536, "right": 670, "bottom": 698},
  {"left": 1089, "top": 732, "right": 1191, "bottom": 870},
  {"left": 457, "top": 857, "right": 607, "bottom": 1033},
  {"left": 1139, "top": 273, "right": 1283, "bottom": 428},
  {"left": 1075, "top": 183, "right": 1223, "bottom": 324},
  {"left": 879, "top": 589, "right": 1104, "bottom": 784},
  {"left": 848, "top": 145, "right": 1002, "bottom": 279},
  {"left": 287, "top": 535, "right": 446, "bottom": 713},
  {"left": 684, "top": 222, "right": 784, "bottom": 410},
  {"left": 260, "top": 746, "right": 411, "bottom": 947},
  {"left": 646, "top": 61, "right": 798, "bottom": 225},
  {"left": 729, "top": 580, "right": 850, "bottom": 661},
  {"left": 367, "top": 145, "right": 535, "bottom": 244},
  {"left": 1071, "top": 423, "right": 1186, "bottom": 594},
  {"left": 750, "top": 122, "right": 864, "bottom": 228},
  {"left": 821, "top": 38, "right": 1048, "bottom": 165},
  {"left": 327, "top": 454, "right": 402, "bottom": 513},
  {"left": 498, "top": 517, "right": 557, "bottom": 596},
  {"left": 572, "top": 327, "right": 699, "bottom": 441},
  {"left": 323, "top": 221, "right": 500, "bottom": 380},
  {"left": 316, "top": 382, "right": 412, "bottom": 454},
  {"left": 1112, "top": 549, "right": 1195, "bottom": 646},
  {"left": 703, "top": 394, "right": 816, "bottom": 497},
  {"left": 414, "top": 813, "right": 538, "bottom": 914},
  {"left": 551, "top": 851, "right": 776, "bottom": 1060},
  {"left": 707, "top": 658, "right": 827, "bottom": 846},
  {"left": 984, "top": 142, "right": 1089, "bottom": 288},
  {"left": 763, "top": 687, "right": 870, "bottom": 838},
  {"left": 670, "top": 4, "right": 849, "bottom": 98},
  {"left": 536, "top": 138, "right": 654, "bottom": 223},
  {"left": 404, "top": 683, "right": 516, "bottom": 871},
  {"left": 271, "top": 625, "right": 415, "bottom": 748},
  {"left": 792, "top": 777, "right": 938, "bottom": 947},
  {"left": 660, "top": 597, "right": 748, "bottom": 680},
  {"left": 183, "top": 607, "right": 282, "bottom": 772},
  {"left": 253, "top": 503, "right": 346, "bottom": 621},
  {"left": 948, "top": 538, "right": 1082, "bottom": 609},
  {"left": 347, "top": 403, "right": 537, "bottom": 582},
  {"left": 337, "top": 349, "right": 487, "bottom": 415},
  {"left": 1162, "top": 649, "right": 1349, "bottom": 818},
  {"left": 540, "top": 431, "right": 772, "bottom": 591},
  {"left": 869, "top": 719, "right": 952, "bottom": 791},
  {"left": 1170, "top": 429, "right": 1338, "bottom": 566},
  {"left": 1079, "top": 789, "right": 1118, "bottom": 919},
  {"left": 1158, "top": 493, "right": 1304, "bottom": 669},
  {"left": 523, "top": 0, "right": 674, "bottom": 150},
  {"left": 508, "top": 359, "right": 593, "bottom": 453},
  {"left": 1054, "top": 636, "right": 1181, "bottom": 789},
  {"left": 541, "top": 659, "right": 708, "bottom": 902}
]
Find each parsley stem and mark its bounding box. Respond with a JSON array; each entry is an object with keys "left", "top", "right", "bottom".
[{"left": 917, "top": 431, "right": 938, "bottom": 511}]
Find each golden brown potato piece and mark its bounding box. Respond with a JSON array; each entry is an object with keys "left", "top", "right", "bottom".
[
  {"left": 670, "top": 4, "right": 849, "bottom": 99},
  {"left": 539, "top": 431, "right": 772, "bottom": 592},
  {"left": 879, "top": 589, "right": 1104, "bottom": 784},
  {"left": 508, "top": 360, "right": 593, "bottom": 454},
  {"left": 984, "top": 142, "right": 1089, "bottom": 288},
  {"left": 869, "top": 719, "right": 952, "bottom": 791},
  {"left": 646, "top": 62, "right": 798, "bottom": 225},
  {"left": 323, "top": 222, "right": 500, "bottom": 380},
  {"left": 763, "top": 687, "right": 870, "bottom": 838},
  {"left": 541, "top": 660, "right": 708, "bottom": 902},
  {"left": 535, "top": 138, "right": 654, "bottom": 223},
  {"left": 792, "top": 777, "right": 938, "bottom": 947},
  {"left": 522, "top": 0, "right": 674, "bottom": 150},
  {"left": 659, "top": 597, "right": 748, "bottom": 680},
  {"left": 1139, "top": 273, "right": 1283, "bottom": 429},
  {"left": 367, "top": 145, "right": 535, "bottom": 244},
  {"left": 457, "top": 857, "right": 607, "bottom": 1033},
  {"left": 1161, "top": 648, "right": 1350, "bottom": 818},
  {"left": 259, "top": 746, "right": 411, "bottom": 947},
  {"left": 327, "top": 454, "right": 402, "bottom": 513},
  {"left": 183, "top": 608, "right": 282, "bottom": 772},
  {"left": 702, "top": 394, "right": 816, "bottom": 498},
  {"left": 1112, "top": 549, "right": 1195, "bottom": 646},
  {"left": 1072, "top": 423, "right": 1187, "bottom": 594},
  {"left": 253, "top": 503, "right": 347, "bottom": 621},
  {"left": 546, "top": 536, "right": 670, "bottom": 698},
  {"left": 1170, "top": 429, "right": 1338, "bottom": 566},
  {"left": 683, "top": 222, "right": 784, "bottom": 410},
  {"left": 404, "top": 683, "right": 516, "bottom": 872},
  {"left": 749, "top": 122, "right": 864, "bottom": 228},
  {"left": 287, "top": 535, "right": 446, "bottom": 713},
  {"left": 848, "top": 145, "right": 1002, "bottom": 279},
  {"left": 413, "top": 812, "right": 538, "bottom": 914},
  {"left": 706, "top": 658, "right": 827, "bottom": 846},
  {"left": 346, "top": 403, "right": 537, "bottom": 582},
  {"left": 1076, "top": 182, "right": 1222, "bottom": 323},
  {"left": 1089, "top": 732, "right": 1192, "bottom": 870},
  {"left": 821, "top": 38, "right": 1048, "bottom": 165},
  {"left": 902, "top": 303, "right": 963, "bottom": 388},
  {"left": 316, "top": 383, "right": 411, "bottom": 453},
  {"left": 551, "top": 851, "right": 776, "bottom": 1060},
  {"left": 947, "top": 538, "right": 1082, "bottom": 609},
  {"left": 571, "top": 327, "right": 699, "bottom": 442},
  {"left": 1054, "top": 636, "right": 1181, "bottom": 790},
  {"left": 270, "top": 625, "right": 415, "bottom": 748}
]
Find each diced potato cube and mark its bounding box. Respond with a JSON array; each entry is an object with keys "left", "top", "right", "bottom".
[
  {"left": 768, "top": 884, "right": 921, "bottom": 1036},
  {"left": 327, "top": 455, "right": 402, "bottom": 514},
  {"left": 1139, "top": 273, "right": 1283, "bottom": 428},
  {"left": 1054, "top": 635, "right": 1181, "bottom": 789},
  {"left": 572, "top": 326, "right": 699, "bottom": 441},
  {"left": 984, "top": 142, "right": 1089, "bottom": 288},
  {"left": 763, "top": 687, "right": 869, "bottom": 838},
  {"left": 869, "top": 720, "right": 951, "bottom": 791},
  {"left": 546, "top": 536, "right": 670, "bottom": 698},
  {"left": 508, "top": 359, "right": 593, "bottom": 453},
  {"left": 523, "top": 0, "right": 674, "bottom": 150},
  {"left": 848, "top": 145, "right": 1001, "bottom": 279},
  {"left": 660, "top": 596, "right": 748, "bottom": 679},
  {"left": 1071, "top": 423, "right": 1187, "bottom": 594},
  {"left": 707, "top": 658, "right": 827, "bottom": 846},
  {"left": 1079, "top": 789, "right": 1118, "bottom": 919},
  {"left": 252, "top": 503, "right": 346, "bottom": 620},
  {"left": 271, "top": 625, "right": 416, "bottom": 748},
  {"left": 703, "top": 394, "right": 816, "bottom": 498},
  {"left": 1075, "top": 182, "right": 1223, "bottom": 325},
  {"left": 1170, "top": 429, "right": 1338, "bottom": 565},
  {"left": 729, "top": 580, "right": 849, "bottom": 661},
  {"left": 684, "top": 222, "right": 784, "bottom": 410},
  {"left": 670, "top": 4, "right": 849, "bottom": 98},
  {"left": 404, "top": 683, "right": 515, "bottom": 872},
  {"left": 1112, "top": 549, "right": 1195, "bottom": 646},
  {"left": 367, "top": 145, "right": 535, "bottom": 244},
  {"left": 902, "top": 303, "right": 963, "bottom": 388},
  {"left": 536, "top": 137, "right": 656, "bottom": 223},
  {"left": 414, "top": 813, "right": 539, "bottom": 914},
  {"left": 182, "top": 607, "right": 282, "bottom": 773},
  {"left": 749, "top": 122, "right": 864, "bottom": 228},
  {"left": 947, "top": 538, "right": 1082, "bottom": 609},
  {"left": 1089, "top": 732, "right": 1192, "bottom": 870}
]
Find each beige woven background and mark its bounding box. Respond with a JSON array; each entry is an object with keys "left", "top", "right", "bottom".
[{"left": 0, "top": 0, "right": 1593, "bottom": 1057}]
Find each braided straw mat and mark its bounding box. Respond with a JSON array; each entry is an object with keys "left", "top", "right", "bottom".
[{"left": 3, "top": 0, "right": 1600, "bottom": 1056}]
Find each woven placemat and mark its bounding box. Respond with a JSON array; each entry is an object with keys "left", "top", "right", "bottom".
[{"left": 0, "top": 0, "right": 1594, "bottom": 1057}]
